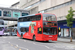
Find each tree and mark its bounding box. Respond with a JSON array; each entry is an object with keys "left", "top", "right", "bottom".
[{"left": 66, "top": 7, "right": 75, "bottom": 42}]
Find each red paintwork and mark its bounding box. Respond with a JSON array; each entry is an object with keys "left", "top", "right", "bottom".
[
  {"left": 17, "top": 31, "right": 21, "bottom": 37},
  {"left": 42, "top": 34, "right": 58, "bottom": 41},
  {"left": 17, "top": 13, "right": 58, "bottom": 41}
]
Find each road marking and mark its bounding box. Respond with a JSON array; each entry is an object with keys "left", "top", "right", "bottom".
[
  {"left": 15, "top": 46, "right": 17, "bottom": 48},
  {"left": 19, "top": 46, "right": 29, "bottom": 50},
  {"left": 65, "top": 46, "right": 75, "bottom": 49},
  {"left": 33, "top": 42, "right": 44, "bottom": 46},
  {"left": 10, "top": 43, "right": 29, "bottom": 50},
  {"left": 16, "top": 45, "right": 18, "bottom": 47},
  {"left": 11, "top": 44, "right": 13, "bottom": 46},
  {"left": 33, "top": 42, "right": 56, "bottom": 50},
  {"left": 45, "top": 46, "right": 50, "bottom": 49},
  {"left": 16, "top": 44, "right": 29, "bottom": 50},
  {"left": 19, "top": 49, "right": 21, "bottom": 50},
  {"left": 6, "top": 39, "right": 29, "bottom": 50}
]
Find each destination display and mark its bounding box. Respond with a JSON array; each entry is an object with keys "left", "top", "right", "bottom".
[
  {"left": 43, "top": 22, "right": 57, "bottom": 26},
  {"left": 47, "top": 23, "right": 54, "bottom": 26}
]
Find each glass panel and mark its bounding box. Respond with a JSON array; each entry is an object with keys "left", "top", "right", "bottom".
[
  {"left": 0, "top": 11, "right": 1, "bottom": 16},
  {"left": 61, "top": 29, "right": 63, "bottom": 37},
  {"left": 0, "top": 21, "right": 4, "bottom": 25},
  {"left": 13, "top": 12, "right": 20, "bottom": 18},
  {"left": 18, "top": 15, "right": 41, "bottom": 22},
  {"left": 20, "top": 27, "right": 29, "bottom": 32},
  {"left": 3, "top": 11, "right": 11, "bottom": 17},
  {"left": 22, "top": 13, "right": 28, "bottom": 16},
  {"left": 43, "top": 27, "right": 57, "bottom": 35},
  {"left": 0, "top": 27, "right": 3, "bottom": 31},
  {"left": 43, "top": 14, "right": 56, "bottom": 21}
]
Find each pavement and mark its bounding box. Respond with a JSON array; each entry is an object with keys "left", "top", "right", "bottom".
[{"left": 57, "top": 38, "right": 75, "bottom": 44}]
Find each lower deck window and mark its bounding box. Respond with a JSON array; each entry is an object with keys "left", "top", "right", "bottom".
[{"left": 20, "top": 27, "right": 29, "bottom": 32}]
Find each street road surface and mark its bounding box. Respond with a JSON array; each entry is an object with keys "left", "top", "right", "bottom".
[{"left": 0, "top": 36, "right": 75, "bottom": 50}]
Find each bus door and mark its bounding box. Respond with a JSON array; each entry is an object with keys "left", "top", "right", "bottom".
[{"left": 36, "top": 27, "right": 42, "bottom": 40}]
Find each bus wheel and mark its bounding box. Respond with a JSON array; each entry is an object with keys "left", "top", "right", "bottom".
[
  {"left": 33, "top": 35, "right": 36, "bottom": 41},
  {"left": 21, "top": 34, "right": 23, "bottom": 39}
]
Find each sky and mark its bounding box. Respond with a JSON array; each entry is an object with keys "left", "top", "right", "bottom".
[{"left": 0, "top": 0, "right": 20, "bottom": 7}]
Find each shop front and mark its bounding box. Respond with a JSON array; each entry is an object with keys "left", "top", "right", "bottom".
[{"left": 58, "top": 20, "right": 75, "bottom": 39}]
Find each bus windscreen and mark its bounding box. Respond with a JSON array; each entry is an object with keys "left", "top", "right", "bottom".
[
  {"left": 43, "top": 14, "right": 56, "bottom": 21},
  {"left": 43, "top": 27, "right": 57, "bottom": 35}
]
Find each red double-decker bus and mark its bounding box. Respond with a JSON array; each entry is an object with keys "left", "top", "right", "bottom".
[{"left": 17, "top": 13, "right": 58, "bottom": 41}]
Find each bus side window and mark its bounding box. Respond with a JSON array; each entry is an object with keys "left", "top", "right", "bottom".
[
  {"left": 38, "top": 28, "right": 42, "bottom": 34},
  {"left": 25, "top": 28, "right": 29, "bottom": 32}
]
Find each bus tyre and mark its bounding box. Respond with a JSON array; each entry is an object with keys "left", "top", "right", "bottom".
[
  {"left": 33, "top": 35, "right": 36, "bottom": 41},
  {"left": 21, "top": 34, "right": 23, "bottom": 39}
]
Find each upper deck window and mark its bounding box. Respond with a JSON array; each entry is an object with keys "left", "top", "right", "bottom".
[
  {"left": 18, "top": 15, "right": 41, "bottom": 22},
  {"left": 43, "top": 14, "right": 56, "bottom": 21}
]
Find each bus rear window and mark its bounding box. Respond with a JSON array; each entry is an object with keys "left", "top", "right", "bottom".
[{"left": 18, "top": 15, "right": 41, "bottom": 22}]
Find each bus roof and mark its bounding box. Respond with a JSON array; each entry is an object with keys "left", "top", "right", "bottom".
[{"left": 18, "top": 13, "right": 56, "bottom": 19}]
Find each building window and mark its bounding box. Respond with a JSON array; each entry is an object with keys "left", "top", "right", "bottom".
[
  {"left": 3, "top": 11, "right": 11, "bottom": 17},
  {"left": 22, "top": 13, "right": 28, "bottom": 16},
  {"left": 39, "top": 10, "right": 44, "bottom": 13},
  {"left": 40, "top": 0, "right": 45, "bottom": 2},
  {"left": 24, "top": 0, "right": 44, "bottom": 10},
  {"left": 0, "top": 11, "right": 2, "bottom": 16},
  {"left": 13, "top": 12, "right": 21, "bottom": 18},
  {"left": 28, "top": 0, "right": 31, "bottom": 2},
  {"left": 40, "top": 0, "right": 75, "bottom": 13}
]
